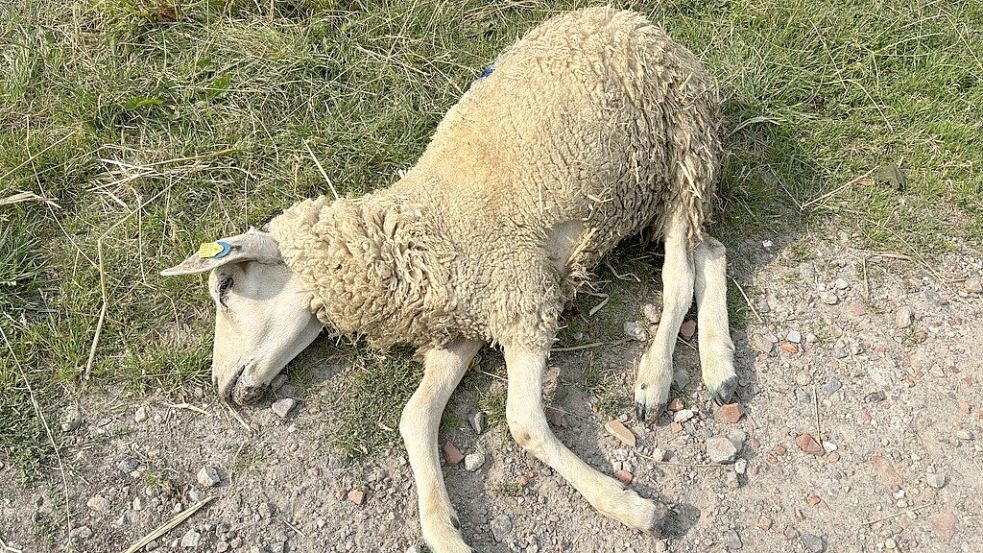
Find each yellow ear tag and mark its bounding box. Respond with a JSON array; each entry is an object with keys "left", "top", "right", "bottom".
[{"left": 198, "top": 241, "right": 231, "bottom": 259}]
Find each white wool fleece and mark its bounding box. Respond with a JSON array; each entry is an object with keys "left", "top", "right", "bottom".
[{"left": 269, "top": 7, "right": 722, "bottom": 351}]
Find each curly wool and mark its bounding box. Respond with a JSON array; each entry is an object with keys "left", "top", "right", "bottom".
[{"left": 269, "top": 7, "right": 722, "bottom": 351}]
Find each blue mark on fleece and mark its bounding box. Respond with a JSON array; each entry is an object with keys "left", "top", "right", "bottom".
[{"left": 479, "top": 65, "right": 494, "bottom": 79}]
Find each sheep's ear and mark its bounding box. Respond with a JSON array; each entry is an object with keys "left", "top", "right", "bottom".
[{"left": 160, "top": 230, "right": 281, "bottom": 276}]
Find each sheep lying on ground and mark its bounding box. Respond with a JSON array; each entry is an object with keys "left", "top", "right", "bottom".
[{"left": 162, "top": 7, "right": 736, "bottom": 552}]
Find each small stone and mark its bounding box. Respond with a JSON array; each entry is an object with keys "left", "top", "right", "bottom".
[
  {"left": 464, "top": 452, "right": 486, "bottom": 472},
  {"left": 197, "top": 466, "right": 221, "bottom": 488},
  {"left": 269, "top": 540, "right": 288, "bottom": 553},
  {"left": 71, "top": 526, "right": 92, "bottom": 540},
  {"left": 673, "top": 409, "right": 695, "bottom": 423},
  {"left": 751, "top": 334, "right": 775, "bottom": 354},
  {"left": 884, "top": 538, "right": 897, "bottom": 549},
  {"left": 132, "top": 497, "right": 143, "bottom": 511},
  {"left": 87, "top": 495, "right": 109, "bottom": 512},
  {"left": 779, "top": 342, "right": 798, "bottom": 354},
  {"left": 717, "top": 403, "right": 743, "bottom": 424},
  {"left": 442, "top": 441, "right": 465, "bottom": 465},
  {"left": 406, "top": 547, "right": 422, "bottom": 553},
  {"left": 615, "top": 469, "right": 633, "bottom": 485},
  {"left": 347, "top": 489, "right": 366, "bottom": 505},
  {"left": 794, "top": 371, "right": 812, "bottom": 386},
  {"left": 216, "top": 541, "right": 230, "bottom": 553},
  {"left": 926, "top": 471, "right": 946, "bottom": 489},
  {"left": 669, "top": 421, "right": 683, "bottom": 433},
  {"left": 795, "top": 434, "right": 823, "bottom": 455},
  {"left": 271, "top": 398, "right": 296, "bottom": 418},
  {"left": 679, "top": 320, "right": 697, "bottom": 341},
  {"left": 491, "top": 514, "right": 513, "bottom": 542},
  {"left": 801, "top": 532, "right": 825, "bottom": 552},
  {"left": 722, "top": 529, "right": 742, "bottom": 550},
  {"left": 964, "top": 277, "right": 982, "bottom": 294},
  {"left": 822, "top": 378, "right": 842, "bottom": 396},
  {"left": 865, "top": 390, "right": 887, "bottom": 403},
  {"left": 117, "top": 458, "right": 140, "bottom": 473},
  {"left": 180, "top": 530, "right": 201, "bottom": 548},
  {"left": 827, "top": 452, "right": 840, "bottom": 464},
  {"left": 734, "top": 458, "right": 748, "bottom": 475},
  {"left": 649, "top": 447, "right": 667, "bottom": 462},
  {"left": 757, "top": 516, "right": 773, "bottom": 530},
  {"left": 706, "top": 436, "right": 738, "bottom": 464},
  {"left": 833, "top": 278, "right": 850, "bottom": 290},
  {"left": 929, "top": 510, "right": 957, "bottom": 541},
  {"left": 470, "top": 412, "right": 486, "bottom": 434},
  {"left": 819, "top": 292, "right": 839, "bottom": 305},
  {"left": 604, "top": 420, "right": 636, "bottom": 448},
  {"left": 786, "top": 330, "right": 802, "bottom": 343},
  {"left": 667, "top": 398, "right": 684, "bottom": 411},
  {"left": 895, "top": 306, "right": 913, "bottom": 328},
  {"left": 642, "top": 304, "right": 661, "bottom": 324},
  {"left": 134, "top": 406, "right": 148, "bottom": 423},
  {"left": 61, "top": 408, "right": 83, "bottom": 433},
  {"left": 955, "top": 430, "right": 973, "bottom": 440},
  {"left": 624, "top": 321, "right": 647, "bottom": 341}
]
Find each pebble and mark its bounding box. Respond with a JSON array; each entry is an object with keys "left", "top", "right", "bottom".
[
  {"left": 833, "top": 278, "right": 850, "bottom": 290},
  {"left": 679, "top": 320, "right": 697, "bottom": 341},
  {"left": 865, "top": 390, "right": 887, "bottom": 403},
  {"left": 180, "top": 530, "right": 201, "bottom": 548},
  {"left": 464, "top": 452, "right": 486, "bottom": 472},
  {"left": 885, "top": 538, "right": 897, "bottom": 549},
  {"left": 717, "top": 403, "right": 743, "bottom": 424},
  {"left": 750, "top": 334, "right": 774, "bottom": 354},
  {"left": 134, "top": 406, "right": 148, "bottom": 423},
  {"left": 819, "top": 292, "right": 839, "bottom": 305},
  {"left": 197, "top": 466, "right": 221, "bottom": 488},
  {"left": 604, "top": 420, "right": 636, "bottom": 448},
  {"left": 757, "top": 516, "right": 773, "bottom": 530},
  {"left": 649, "top": 447, "right": 667, "bottom": 462},
  {"left": 734, "top": 458, "right": 748, "bottom": 475},
  {"left": 87, "top": 495, "right": 109, "bottom": 512},
  {"left": 642, "top": 304, "right": 661, "bottom": 324},
  {"left": 822, "top": 378, "right": 842, "bottom": 396},
  {"left": 624, "top": 321, "right": 647, "bottom": 341},
  {"left": 271, "top": 398, "right": 296, "bottom": 419},
  {"left": 955, "top": 430, "right": 973, "bottom": 440},
  {"left": 895, "top": 306, "right": 913, "bottom": 328},
  {"left": 673, "top": 409, "right": 695, "bottom": 423},
  {"left": 61, "top": 408, "right": 83, "bottom": 433},
  {"left": 779, "top": 342, "right": 799, "bottom": 354},
  {"left": 71, "top": 526, "right": 92, "bottom": 540},
  {"left": 794, "top": 371, "right": 812, "bottom": 386},
  {"left": 965, "top": 277, "right": 982, "bottom": 294},
  {"left": 347, "top": 489, "right": 366, "bottom": 505},
  {"left": 615, "top": 469, "right": 633, "bottom": 485},
  {"left": 722, "top": 529, "right": 742, "bottom": 550},
  {"left": 926, "top": 471, "right": 946, "bottom": 489},
  {"left": 406, "top": 547, "right": 422, "bottom": 553},
  {"left": 929, "top": 510, "right": 957, "bottom": 541},
  {"left": 786, "top": 330, "right": 802, "bottom": 343},
  {"left": 117, "top": 458, "right": 141, "bottom": 473},
  {"left": 706, "top": 436, "right": 738, "bottom": 464},
  {"left": 795, "top": 434, "right": 823, "bottom": 455},
  {"left": 442, "top": 441, "right": 465, "bottom": 465},
  {"left": 667, "top": 398, "right": 684, "bottom": 411},
  {"left": 491, "top": 514, "right": 513, "bottom": 542},
  {"left": 470, "top": 412, "right": 486, "bottom": 434},
  {"left": 801, "top": 532, "right": 825, "bottom": 552}
]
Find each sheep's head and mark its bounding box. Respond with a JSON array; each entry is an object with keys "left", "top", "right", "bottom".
[{"left": 161, "top": 230, "right": 322, "bottom": 406}]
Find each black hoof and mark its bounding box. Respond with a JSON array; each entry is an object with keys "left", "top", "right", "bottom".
[{"left": 710, "top": 376, "right": 738, "bottom": 405}]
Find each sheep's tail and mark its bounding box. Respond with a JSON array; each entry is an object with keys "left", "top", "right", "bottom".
[{"left": 657, "top": 64, "right": 724, "bottom": 246}]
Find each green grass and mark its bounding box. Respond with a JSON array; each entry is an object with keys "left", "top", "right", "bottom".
[{"left": 2, "top": 0, "right": 981, "bottom": 475}]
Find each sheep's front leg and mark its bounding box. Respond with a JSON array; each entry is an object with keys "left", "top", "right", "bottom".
[
  {"left": 400, "top": 339, "right": 483, "bottom": 553},
  {"left": 504, "top": 346, "right": 667, "bottom": 534},
  {"left": 634, "top": 212, "right": 695, "bottom": 420}
]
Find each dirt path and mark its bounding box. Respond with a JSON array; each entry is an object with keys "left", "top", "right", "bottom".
[{"left": 2, "top": 232, "right": 981, "bottom": 553}]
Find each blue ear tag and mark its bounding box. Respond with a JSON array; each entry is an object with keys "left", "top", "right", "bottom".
[{"left": 198, "top": 240, "right": 232, "bottom": 259}]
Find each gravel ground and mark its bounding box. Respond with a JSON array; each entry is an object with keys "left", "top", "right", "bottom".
[{"left": 2, "top": 231, "right": 981, "bottom": 553}]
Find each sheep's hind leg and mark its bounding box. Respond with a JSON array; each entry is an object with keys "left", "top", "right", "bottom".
[
  {"left": 400, "top": 339, "right": 483, "bottom": 553},
  {"left": 505, "top": 345, "right": 667, "bottom": 534},
  {"left": 694, "top": 235, "right": 737, "bottom": 404},
  {"left": 634, "top": 212, "right": 695, "bottom": 421}
]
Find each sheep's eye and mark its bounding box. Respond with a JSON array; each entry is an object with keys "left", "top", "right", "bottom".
[{"left": 218, "top": 277, "right": 234, "bottom": 306}]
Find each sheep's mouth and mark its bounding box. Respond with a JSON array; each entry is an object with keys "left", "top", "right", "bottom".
[{"left": 220, "top": 365, "right": 267, "bottom": 406}]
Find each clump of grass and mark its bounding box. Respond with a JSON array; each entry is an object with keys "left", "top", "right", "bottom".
[{"left": 331, "top": 350, "right": 421, "bottom": 457}]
